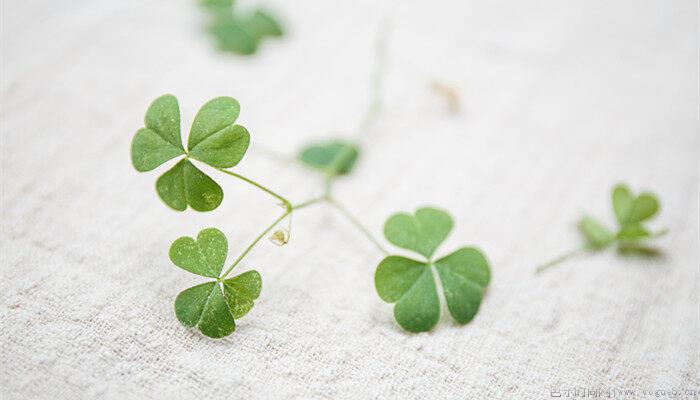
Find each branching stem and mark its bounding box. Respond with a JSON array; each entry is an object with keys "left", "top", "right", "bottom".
[
  {"left": 218, "top": 24, "right": 392, "bottom": 277},
  {"left": 220, "top": 210, "right": 290, "bottom": 279},
  {"left": 219, "top": 196, "right": 327, "bottom": 279}
]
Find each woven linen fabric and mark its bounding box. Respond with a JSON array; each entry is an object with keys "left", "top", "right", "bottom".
[{"left": 1, "top": 0, "right": 698, "bottom": 399}]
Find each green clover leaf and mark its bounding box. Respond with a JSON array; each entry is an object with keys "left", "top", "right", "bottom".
[
  {"left": 578, "top": 216, "right": 616, "bottom": 249},
  {"left": 200, "top": 0, "right": 233, "bottom": 9},
  {"left": 383, "top": 207, "right": 453, "bottom": 259},
  {"left": 209, "top": 20, "right": 258, "bottom": 55},
  {"left": 222, "top": 270, "right": 262, "bottom": 318},
  {"left": 612, "top": 184, "right": 659, "bottom": 227},
  {"left": 298, "top": 140, "right": 359, "bottom": 176},
  {"left": 170, "top": 228, "right": 262, "bottom": 338},
  {"left": 244, "top": 11, "right": 284, "bottom": 38},
  {"left": 156, "top": 159, "right": 223, "bottom": 212},
  {"left": 131, "top": 95, "right": 250, "bottom": 212},
  {"left": 375, "top": 257, "right": 439, "bottom": 333},
  {"left": 131, "top": 95, "right": 184, "bottom": 171},
  {"left": 374, "top": 207, "right": 491, "bottom": 332},
  {"left": 434, "top": 248, "right": 490, "bottom": 324},
  {"left": 169, "top": 227, "right": 228, "bottom": 278},
  {"left": 175, "top": 282, "right": 236, "bottom": 338},
  {"left": 188, "top": 96, "right": 249, "bottom": 167}
]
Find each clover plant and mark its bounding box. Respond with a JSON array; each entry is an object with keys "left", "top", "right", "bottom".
[
  {"left": 537, "top": 184, "right": 666, "bottom": 273},
  {"left": 130, "top": 93, "right": 492, "bottom": 337}
]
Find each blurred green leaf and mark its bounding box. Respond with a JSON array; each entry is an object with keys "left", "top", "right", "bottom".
[
  {"left": 208, "top": 20, "right": 257, "bottom": 55},
  {"left": 200, "top": 0, "right": 234, "bottom": 9},
  {"left": 298, "top": 141, "right": 359, "bottom": 175},
  {"left": 612, "top": 184, "right": 659, "bottom": 226},
  {"left": 201, "top": 1, "right": 284, "bottom": 56},
  {"left": 245, "top": 11, "right": 284, "bottom": 38},
  {"left": 578, "top": 216, "right": 615, "bottom": 249}
]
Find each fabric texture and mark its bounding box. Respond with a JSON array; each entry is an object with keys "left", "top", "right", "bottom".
[{"left": 1, "top": 0, "right": 698, "bottom": 398}]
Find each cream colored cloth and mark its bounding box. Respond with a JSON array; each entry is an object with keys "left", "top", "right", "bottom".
[{"left": 1, "top": 0, "right": 698, "bottom": 399}]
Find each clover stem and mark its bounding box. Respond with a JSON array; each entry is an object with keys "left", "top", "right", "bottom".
[
  {"left": 323, "top": 176, "right": 335, "bottom": 198},
  {"left": 215, "top": 167, "right": 291, "bottom": 208},
  {"left": 535, "top": 247, "right": 586, "bottom": 274},
  {"left": 354, "top": 21, "right": 388, "bottom": 138},
  {"left": 293, "top": 196, "right": 326, "bottom": 210},
  {"left": 327, "top": 196, "right": 389, "bottom": 255}
]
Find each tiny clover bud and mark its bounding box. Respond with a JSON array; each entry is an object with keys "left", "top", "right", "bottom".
[
  {"left": 169, "top": 228, "right": 262, "bottom": 338},
  {"left": 269, "top": 229, "right": 289, "bottom": 246},
  {"left": 374, "top": 207, "right": 491, "bottom": 333},
  {"left": 537, "top": 183, "right": 666, "bottom": 273},
  {"left": 298, "top": 140, "right": 360, "bottom": 176},
  {"left": 131, "top": 95, "right": 250, "bottom": 212}
]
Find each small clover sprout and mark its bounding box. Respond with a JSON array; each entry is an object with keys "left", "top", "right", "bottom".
[
  {"left": 374, "top": 207, "right": 491, "bottom": 333},
  {"left": 131, "top": 95, "right": 249, "bottom": 211},
  {"left": 170, "top": 228, "right": 261, "bottom": 338},
  {"left": 537, "top": 183, "right": 666, "bottom": 273},
  {"left": 298, "top": 140, "right": 359, "bottom": 176}
]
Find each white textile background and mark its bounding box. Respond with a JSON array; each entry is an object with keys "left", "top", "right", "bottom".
[{"left": 1, "top": 0, "right": 698, "bottom": 399}]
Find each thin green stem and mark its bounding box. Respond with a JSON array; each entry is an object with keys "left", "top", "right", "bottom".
[
  {"left": 220, "top": 210, "right": 291, "bottom": 279},
  {"left": 216, "top": 167, "right": 291, "bottom": 209},
  {"left": 328, "top": 197, "right": 388, "bottom": 255},
  {"left": 323, "top": 175, "right": 335, "bottom": 198},
  {"left": 535, "top": 247, "right": 586, "bottom": 274},
  {"left": 322, "top": 23, "right": 391, "bottom": 180},
  {"left": 354, "top": 21, "right": 389, "bottom": 138},
  {"left": 293, "top": 196, "right": 326, "bottom": 210}
]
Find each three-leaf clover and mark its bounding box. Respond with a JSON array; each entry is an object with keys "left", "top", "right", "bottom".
[
  {"left": 298, "top": 140, "right": 359, "bottom": 176},
  {"left": 131, "top": 94, "right": 249, "bottom": 211},
  {"left": 170, "top": 228, "right": 261, "bottom": 338},
  {"left": 578, "top": 183, "right": 664, "bottom": 253},
  {"left": 537, "top": 183, "right": 666, "bottom": 273},
  {"left": 374, "top": 207, "right": 491, "bottom": 332}
]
